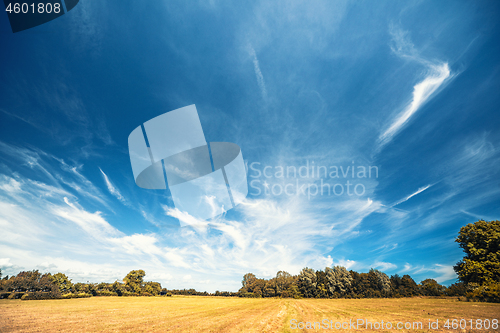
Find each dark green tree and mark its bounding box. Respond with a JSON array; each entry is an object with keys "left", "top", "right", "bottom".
[
  {"left": 111, "top": 281, "right": 125, "bottom": 296},
  {"left": 446, "top": 282, "right": 467, "bottom": 296},
  {"left": 144, "top": 281, "right": 162, "bottom": 295},
  {"left": 326, "top": 266, "right": 353, "bottom": 297},
  {"left": 391, "top": 274, "right": 419, "bottom": 297},
  {"left": 263, "top": 278, "right": 277, "bottom": 297},
  {"left": 298, "top": 267, "right": 316, "bottom": 298},
  {"left": 401, "top": 275, "right": 419, "bottom": 296},
  {"left": 51, "top": 273, "right": 73, "bottom": 293},
  {"left": 315, "top": 270, "right": 328, "bottom": 298},
  {"left": 275, "top": 271, "right": 293, "bottom": 297},
  {"left": 453, "top": 220, "right": 500, "bottom": 285},
  {"left": 241, "top": 273, "right": 256, "bottom": 290},
  {"left": 419, "top": 279, "right": 445, "bottom": 296},
  {"left": 371, "top": 269, "right": 391, "bottom": 294},
  {"left": 282, "top": 283, "right": 302, "bottom": 299},
  {"left": 124, "top": 270, "right": 146, "bottom": 293}
]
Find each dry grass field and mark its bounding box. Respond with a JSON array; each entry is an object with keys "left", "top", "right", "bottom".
[{"left": 0, "top": 296, "right": 499, "bottom": 332}]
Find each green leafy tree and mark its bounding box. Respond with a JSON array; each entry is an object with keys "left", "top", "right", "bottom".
[
  {"left": 391, "top": 274, "right": 418, "bottom": 297},
  {"left": 282, "top": 283, "right": 301, "bottom": 299},
  {"left": 419, "top": 279, "right": 445, "bottom": 296},
  {"left": 4, "top": 270, "right": 60, "bottom": 299},
  {"left": 325, "top": 266, "right": 353, "bottom": 297},
  {"left": 315, "top": 270, "right": 328, "bottom": 298},
  {"left": 241, "top": 273, "right": 256, "bottom": 291},
  {"left": 144, "top": 281, "right": 162, "bottom": 296},
  {"left": 239, "top": 274, "right": 266, "bottom": 297},
  {"left": 252, "top": 279, "right": 266, "bottom": 297},
  {"left": 124, "top": 270, "right": 146, "bottom": 293},
  {"left": 446, "top": 282, "right": 467, "bottom": 297},
  {"left": 371, "top": 269, "right": 391, "bottom": 294},
  {"left": 50, "top": 273, "right": 73, "bottom": 293},
  {"left": 454, "top": 220, "right": 500, "bottom": 285},
  {"left": 73, "top": 282, "right": 86, "bottom": 293},
  {"left": 97, "top": 282, "right": 109, "bottom": 291},
  {"left": 111, "top": 281, "right": 125, "bottom": 296},
  {"left": 298, "top": 267, "right": 316, "bottom": 298},
  {"left": 263, "top": 279, "right": 276, "bottom": 297},
  {"left": 401, "top": 275, "right": 419, "bottom": 296},
  {"left": 275, "top": 271, "right": 293, "bottom": 297}
]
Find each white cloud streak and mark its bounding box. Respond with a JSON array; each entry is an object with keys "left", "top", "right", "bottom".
[
  {"left": 248, "top": 45, "right": 268, "bottom": 101},
  {"left": 393, "top": 184, "right": 433, "bottom": 206},
  {"left": 378, "top": 64, "right": 450, "bottom": 149},
  {"left": 398, "top": 263, "right": 457, "bottom": 283},
  {"left": 373, "top": 261, "right": 397, "bottom": 271},
  {"left": 99, "top": 167, "right": 126, "bottom": 203},
  {"left": 377, "top": 26, "right": 454, "bottom": 151},
  {"left": 0, "top": 141, "right": 462, "bottom": 291}
]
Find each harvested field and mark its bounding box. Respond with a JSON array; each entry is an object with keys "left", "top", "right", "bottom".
[{"left": 0, "top": 296, "right": 499, "bottom": 332}]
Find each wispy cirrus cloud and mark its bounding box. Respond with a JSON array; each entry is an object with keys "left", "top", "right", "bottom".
[
  {"left": 0, "top": 144, "right": 177, "bottom": 285},
  {"left": 0, "top": 142, "right": 110, "bottom": 208},
  {"left": 0, "top": 143, "right": 379, "bottom": 291},
  {"left": 52, "top": 197, "right": 121, "bottom": 237},
  {"left": 393, "top": 184, "right": 433, "bottom": 207},
  {"left": 99, "top": 167, "right": 126, "bottom": 203},
  {"left": 377, "top": 63, "right": 451, "bottom": 150},
  {"left": 162, "top": 195, "right": 339, "bottom": 279},
  {"left": 376, "top": 25, "right": 454, "bottom": 152},
  {"left": 0, "top": 74, "right": 114, "bottom": 158},
  {"left": 431, "top": 264, "right": 457, "bottom": 283},
  {"left": 248, "top": 44, "right": 268, "bottom": 101},
  {"left": 402, "top": 263, "right": 457, "bottom": 283}
]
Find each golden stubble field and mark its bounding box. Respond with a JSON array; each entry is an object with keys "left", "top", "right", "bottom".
[{"left": 0, "top": 296, "right": 499, "bottom": 332}]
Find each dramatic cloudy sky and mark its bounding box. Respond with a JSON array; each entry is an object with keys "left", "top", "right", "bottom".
[{"left": 0, "top": 1, "right": 499, "bottom": 292}]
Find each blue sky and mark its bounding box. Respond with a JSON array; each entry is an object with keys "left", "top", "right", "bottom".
[{"left": 0, "top": 0, "right": 499, "bottom": 292}]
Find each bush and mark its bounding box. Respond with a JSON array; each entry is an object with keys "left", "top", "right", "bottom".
[
  {"left": 21, "top": 291, "right": 64, "bottom": 300},
  {"left": 95, "top": 290, "right": 118, "bottom": 297},
  {"left": 8, "top": 292, "right": 23, "bottom": 299},
  {"left": 239, "top": 292, "right": 260, "bottom": 298},
  {"left": 21, "top": 293, "right": 35, "bottom": 301},
  {"left": 20, "top": 293, "right": 33, "bottom": 300},
  {"left": 466, "top": 283, "right": 500, "bottom": 303},
  {"left": 121, "top": 291, "right": 140, "bottom": 297},
  {"left": 60, "top": 293, "right": 92, "bottom": 299},
  {"left": 446, "top": 282, "right": 467, "bottom": 296}
]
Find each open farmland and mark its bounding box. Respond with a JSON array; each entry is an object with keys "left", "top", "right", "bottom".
[{"left": 1, "top": 296, "right": 499, "bottom": 332}]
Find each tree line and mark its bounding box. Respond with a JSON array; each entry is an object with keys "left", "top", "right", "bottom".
[
  {"left": 0, "top": 220, "right": 498, "bottom": 302},
  {"left": 237, "top": 268, "right": 465, "bottom": 299},
  {"left": 237, "top": 220, "right": 499, "bottom": 302},
  {"left": 0, "top": 266, "right": 467, "bottom": 301},
  {"left": 0, "top": 269, "right": 165, "bottom": 300}
]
